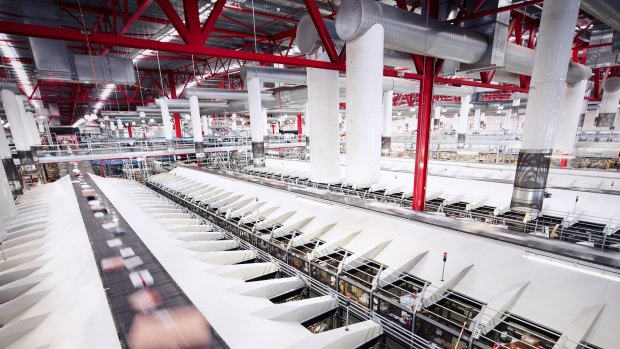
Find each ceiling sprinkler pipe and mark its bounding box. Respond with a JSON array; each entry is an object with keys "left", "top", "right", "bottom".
[{"left": 240, "top": 65, "right": 307, "bottom": 85}]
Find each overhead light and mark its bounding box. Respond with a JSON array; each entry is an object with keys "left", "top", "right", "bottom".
[
  {"left": 523, "top": 252, "right": 620, "bottom": 283},
  {"left": 397, "top": 112, "right": 402, "bottom": 116},
  {"left": 497, "top": 104, "right": 504, "bottom": 110},
  {"left": 141, "top": 119, "right": 146, "bottom": 123},
  {"left": 3, "top": 123, "right": 9, "bottom": 129},
  {"left": 409, "top": 107, "right": 416, "bottom": 112},
  {"left": 0, "top": 34, "right": 40, "bottom": 108},
  {"left": 131, "top": 121, "right": 136, "bottom": 125},
  {"left": 149, "top": 118, "right": 155, "bottom": 123},
  {"left": 93, "top": 83, "right": 116, "bottom": 113}
]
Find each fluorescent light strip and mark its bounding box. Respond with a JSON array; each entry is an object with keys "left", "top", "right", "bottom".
[
  {"left": 0, "top": 34, "right": 41, "bottom": 108},
  {"left": 523, "top": 252, "right": 620, "bottom": 283}
]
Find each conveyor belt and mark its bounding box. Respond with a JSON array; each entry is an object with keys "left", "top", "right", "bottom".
[
  {"left": 179, "top": 165, "right": 620, "bottom": 271},
  {"left": 70, "top": 173, "right": 228, "bottom": 348}
]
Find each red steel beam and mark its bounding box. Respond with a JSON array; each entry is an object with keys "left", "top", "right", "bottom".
[
  {"left": 303, "top": 0, "right": 340, "bottom": 63},
  {"left": 101, "top": 0, "right": 154, "bottom": 56},
  {"left": 183, "top": 0, "right": 201, "bottom": 34},
  {"left": 0, "top": 20, "right": 344, "bottom": 70},
  {"left": 168, "top": 72, "right": 182, "bottom": 138},
  {"left": 201, "top": 0, "right": 226, "bottom": 44},
  {"left": 155, "top": 0, "right": 193, "bottom": 43}
]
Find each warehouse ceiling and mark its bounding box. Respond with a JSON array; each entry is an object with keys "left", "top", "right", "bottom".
[{"left": 0, "top": 0, "right": 617, "bottom": 125}]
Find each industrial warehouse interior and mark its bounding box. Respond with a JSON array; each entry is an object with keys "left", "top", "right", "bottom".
[{"left": 0, "top": 0, "right": 619, "bottom": 348}]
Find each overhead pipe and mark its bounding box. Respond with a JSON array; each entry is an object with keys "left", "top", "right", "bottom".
[
  {"left": 334, "top": 0, "right": 591, "bottom": 84},
  {"left": 511, "top": 0, "right": 581, "bottom": 214},
  {"left": 185, "top": 87, "right": 275, "bottom": 101},
  {"left": 297, "top": 15, "right": 417, "bottom": 70},
  {"left": 241, "top": 65, "right": 307, "bottom": 85},
  {"left": 580, "top": 0, "right": 620, "bottom": 33}
]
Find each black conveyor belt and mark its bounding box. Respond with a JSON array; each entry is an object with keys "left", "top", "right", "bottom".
[{"left": 71, "top": 173, "right": 228, "bottom": 348}]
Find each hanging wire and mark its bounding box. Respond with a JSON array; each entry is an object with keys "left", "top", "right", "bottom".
[{"left": 135, "top": 61, "right": 145, "bottom": 106}]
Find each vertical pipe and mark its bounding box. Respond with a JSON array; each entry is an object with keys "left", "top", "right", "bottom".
[
  {"left": 248, "top": 77, "right": 265, "bottom": 167},
  {"left": 201, "top": 115, "right": 209, "bottom": 136},
  {"left": 308, "top": 55, "right": 340, "bottom": 183},
  {"left": 553, "top": 79, "right": 588, "bottom": 167},
  {"left": 510, "top": 98, "right": 521, "bottom": 133},
  {"left": 457, "top": 94, "right": 471, "bottom": 149},
  {"left": 345, "top": 24, "right": 384, "bottom": 187},
  {"left": 262, "top": 108, "right": 269, "bottom": 137},
  {"left": 158, "top": 98, "right": 174, "bottom": 152},
  {"left": 595, "top": 77, "right": 620, "bottom": 128},
  {"left": 127, "top": 124, "right": 133, "bottom": 138},
  {"left": 511, "top": 0, "right": 581, "bottom": 214},
  {"left": 473, "top": 108, "right": 481, "bottom": 130},
  {"left": 382, "top": 90, "right": 393, "bottom": 156},
  {"left": 503, "top": 108, "right": 512, "bottom": 131},
  {"left": 413, "top": 57, "right": 435, "bottom": 211},
  {"left": 117, "top": 119, "right": 123, "bottom": 138},
  {"left": 189, "top": 95, "right": 204, "bottom": 158}
]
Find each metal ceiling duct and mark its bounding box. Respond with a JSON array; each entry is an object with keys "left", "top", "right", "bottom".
[
  {"left": 334, "top": 0, "right": 488, "bottom": 64},
  {"left": 502, "top": 43, "right": 592, "bottom": 84},
  {"left": 240, "top": 66, "right": 307, "bottom": 85},
  {"left": 296, "top": 15, "right": 417, "bottom": 70},
  {"left": 164, "top": 99, "right": 229, "bottom": 108},
  {"left": 184, "top": 87, "right": 275, "bottom": 101},
  {"left": 334, "top": 0, "right": 591, "bottom": 83},
  {"left": 580, "top": 0, "right": 620, "bottom": 33}
]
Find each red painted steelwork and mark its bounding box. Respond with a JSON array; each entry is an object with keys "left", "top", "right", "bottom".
[
  {"left": 297, "top": 114, "right": 303, "bottom": 140},
  {"left": 168, "top": 72, "right": 183, "bottom": 138}
]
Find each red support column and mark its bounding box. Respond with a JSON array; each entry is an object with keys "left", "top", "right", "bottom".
[
  {"left": 412, "top": 56, "right": 435, "bottom": 211},
  {"left": 168, "top": 72, "right": 182, "bottom": 138},
  {"left": 127, "top": 124, "right": 133, "bottom": 138},
  {"left": 412, "top": 0, "right": 437, "bottom": 212},
  {"left": 296, "top": 114, "right": 303, "bottom": 140}
]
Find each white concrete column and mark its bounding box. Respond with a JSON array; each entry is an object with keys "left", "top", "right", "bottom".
[
  {"left": 511, "top": 0, "right": 581, "bottom": 214},
  {"left": 457, "top": 94, "right": 471, "bottom": 148},
  {"left": 201, "top": 115, "right": 209, "bottom": 136},
  {"left": 553, "top": 79, "right": 588, "bottom": 158},
  {"left": 247, "top": 77, "right": 265, "bottom": 167},
  {"left": 473, "top": 108, "right": 481, "bottom": 130},
  {"left": 382, "top": 90, "right": 393, "bottom": 156},
  {"left": 503, "top": 108, "right": 512, "bottom": 131},
  {"left": 157, "top": 98, "right": 174, "bottom": 152},
  {"left": 345, "top": 24, "right": 384, "bottom": 187},
  {"left": 189, "top": 95, "right": 204, "bottom": 158},
  {"left": 308, "top": 60, "right": 340, "bottom": 183},
  {"left": 0, "top": 120, "right": 21, "bottom": 195},
  {"left": 262, "top": 108, "right": 269, "bottom": 137},
  {"left": 26, "top": 112, "right": 41, "bottom": 146},
  {"left": 2, "top": 90, "right": 37, "bottom": 174},
  {"left": 595, "top": 77, "right": 620, "bottom": 128},
  {"left": 0, "top": 163, "right": 16, "bottom": 220}
]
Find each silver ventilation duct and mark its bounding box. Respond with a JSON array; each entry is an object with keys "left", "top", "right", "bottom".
[
  {"left": 296, "top": 15, "right": 417, "bottom": 70},
  {"left": 580, "top": 0, "right": 620, "bottom": 33},
  {"left": 240, "top": 66, "right": 307, "bottom": 85},
  {"left": 184, "top": 87, "right": 275, "bottom": 101},
  {"left": 334, "top": 0, "right": 591, "bottom": 84},
  {"left": 239, "top": 65, "right": 474, "bottom": 96},
  {"left": 334, "top": 0, "right": 488, "bottom": 64}
]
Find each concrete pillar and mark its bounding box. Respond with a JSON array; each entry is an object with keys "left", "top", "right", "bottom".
[
  {"left": 262, "top": 108, "right": 269, "bottom": 137},
  {"left": 345, "top": 24, "right": 384, "bottom": 187},
  {"left": 457, "top": 94, "right": 471, "bottom": 148},
  {"left": 473, "top": 108, "right": 481, "bottom": 130},
  {"left": 189, "top": 95, "right": 204, "bottom": 158},
  {"left": 0, "top": 162, "right": 17, "bottom": 220},
  {"left": 158, "top": 98, "right": 174, "bottom": 152},
  {"left": 247, "top": 77, "right": 265, "bottom": 167},
  {"left": 510, "top": 98, "right": 520, "bottom": 133},
  {"left": 382, "top": 90, "right": 393, "bottom": 156},
  {"left": 511, "top": 0, "right": 581, "bottom": 214},
  {"left": 201, "top": 115, "right": 209, "bottom": 136},
  {"left": 503, "top": 108, "right": 512, "bottom": 131},
  {"left": 553, "top": 79, "right": 588, "bottom": 166},
  {"left": 595, "top": 77, "right": 620, "bottom": 128},
  {"left": 308, "top": 53, "right": 340, "bottom": 183}
]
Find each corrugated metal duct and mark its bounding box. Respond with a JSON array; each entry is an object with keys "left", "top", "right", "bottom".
[
  {"left": 184, "top": 88, "right": 275, "bottom": 101},
  {"left": 296, "top": 15, "right": 417, "bottom": 70},
  {"left": 334, "top": 0, "right": 591, "bottom": 84}
]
